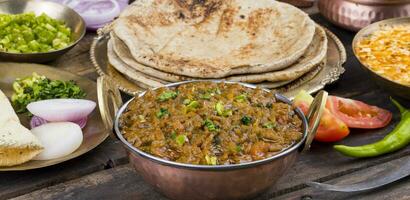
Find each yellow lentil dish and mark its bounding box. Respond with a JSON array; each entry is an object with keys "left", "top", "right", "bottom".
[
  {"left": 355, "top": 25, "right": 410, "bottom": 86},
  {"left": 119, "top": 82, "right": 303, "bottom": 165}
]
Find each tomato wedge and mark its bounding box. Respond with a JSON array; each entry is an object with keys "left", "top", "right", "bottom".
[
  {"left": 293, "top": 91, "right": 350, "bottom": 142},
  {"left": 326, "top": 96, "right": 392, "bottom": 129}
]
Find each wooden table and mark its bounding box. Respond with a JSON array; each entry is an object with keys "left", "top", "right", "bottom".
[{"left": 2, "top": 12, "right": 410, "bottom": 200}]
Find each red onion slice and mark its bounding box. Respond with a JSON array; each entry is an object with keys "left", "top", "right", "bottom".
[
  {"left": 63, "top": 0, "right": 121, "bottom": 26},
  {"left": 30, "top": 115, "right": 48, "bottom": 129},
  {"left": 31, "top": 116, "right": 88, "bottom": 129}
]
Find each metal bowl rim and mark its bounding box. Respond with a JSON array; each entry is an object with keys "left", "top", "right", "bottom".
[
  {"left": 113, "top": 80, "right": 309, "bottom": 171},
  {"left": 0, "top": 0, "right": 86, "bottom": 56},
  {"left": 352, "top": 17, "right": 410, "bottom": 89}
]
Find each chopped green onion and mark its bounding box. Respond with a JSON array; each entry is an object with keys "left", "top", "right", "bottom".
[
  {"left": 241, "top": 116, "right": 252, "bottom": 125},
  {"left": 11, "top": 72, "right": 85, "bottom": 114},
  {"left": 205, "top": 155, "right": 218, "bottom": 165},
  {"left": 175, "top": 135, "right": 187, "bottom": 146},
  {"left": 157, "top": 91, "right": 178, "bottom": 102},
  {"left": 156, "top": 108, "right": 169, "bottom": 119}
]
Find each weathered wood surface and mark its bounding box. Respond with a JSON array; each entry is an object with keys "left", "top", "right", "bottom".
[
  {"left": 12, "top": 165, "right": 167, "bottom": 200},
  {"left": 2, "top": 12, "right": 410, "bottom": 200},
  {"left": 277, "top": 155, "right": 410, "bottom": 200},
  {"left": 0, "top": 139, "right": 127, "bottom": 200}
]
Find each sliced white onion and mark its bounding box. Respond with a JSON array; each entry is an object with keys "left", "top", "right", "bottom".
[
  {"left": 27, "top": 99, "right": 96, "bottom": 122},
  {"left": 32, "top": 122, "right": 83, "bottom": 160},
  {"left": 63, "top": 0, "right": 121, "bottom": 26}
]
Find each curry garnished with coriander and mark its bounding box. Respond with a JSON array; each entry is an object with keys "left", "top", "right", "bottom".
[{"left": 119, "top": 82, "right": 303, "bottom": 165}]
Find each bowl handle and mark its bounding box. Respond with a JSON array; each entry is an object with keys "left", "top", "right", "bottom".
[
  {"left": 97, "top": 76, "right": 123, "bottom": 139},
  {"left": 302, "top": 90, "right": 328, "bottom": 151}
]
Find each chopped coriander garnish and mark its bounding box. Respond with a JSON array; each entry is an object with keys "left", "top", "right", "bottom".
[
  {"left": 176, "top": 135, "right": 187, "bottom": 146},
  {"left": 156, "top": 108, "right": 169, "bottom": 119},
  {"left": 11, "top": 72, "right": 86, "bottom": 114},
  {"left": 157, "top": 91, "right": 178, "bottom": 102},
  {"left": 241, "top": 116, "right": 252, "bottom": 125}
]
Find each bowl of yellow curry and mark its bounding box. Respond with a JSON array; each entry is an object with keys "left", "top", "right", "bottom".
[{"left": 353, "top": 17, "right": 410, "bottom": 100}]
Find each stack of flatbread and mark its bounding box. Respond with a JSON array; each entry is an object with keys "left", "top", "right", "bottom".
[
  {"left": 107, "top": 0, "right": 328, "bottom": 89},
  {"left": 0, "top": 89, "right": 43, "bottom": 167}
]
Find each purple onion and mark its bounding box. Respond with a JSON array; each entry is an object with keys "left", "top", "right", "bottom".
[
  {"left": 30, "top": 115, "right": 48, "bottom": 129},
  {"left": 42, "top": 0, "right": 129, "bottom": 30},
  {"left": 30, "top": 116, "right": 88, "bottom": 129}
]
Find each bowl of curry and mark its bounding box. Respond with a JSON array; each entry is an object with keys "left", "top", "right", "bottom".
[
  {"left": 97, "top": 78, "right": 326, "bottom": 200},
  {"left": 353, "top": 17, "right": 410, "bottom": 100}
]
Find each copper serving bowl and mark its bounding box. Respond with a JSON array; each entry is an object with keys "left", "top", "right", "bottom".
[
  {"left": 318, "top": 0, "right": 410, "bottom": 31},
  {"left": 97, "top": 77, "right": 327, "bottom": 200},
  {"left": 0, "top": 0, "right": 86, "bottom": 63},
  {"left": 352, "top": 17, "right": 410, "bottom": 100}
]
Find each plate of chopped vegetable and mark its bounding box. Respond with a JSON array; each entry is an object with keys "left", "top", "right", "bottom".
[
  {"left": 0, "top": 62, "right": 108, "bottom": 171},
  {"left": 0, "top": 0, "right": 85, "bottom": 63}
]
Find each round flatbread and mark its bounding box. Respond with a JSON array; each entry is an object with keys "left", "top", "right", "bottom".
[
  {"left": 113, "top": 0, "right": 315, "bottom": 78},
  {"left": 107, "top": 39, "right": 167, "bottom": 89},
  {"left": 110, "top": 25, "right": 326, "bottom": 83}
]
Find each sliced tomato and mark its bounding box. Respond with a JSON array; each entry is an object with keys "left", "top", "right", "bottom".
[
  {"left": 293, "top": 91, "right": 350, "bottom": 142},
  {"left": 326, "top": 96, "right": 392, "bottom": 129}
]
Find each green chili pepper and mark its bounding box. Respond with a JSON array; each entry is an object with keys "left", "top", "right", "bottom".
[{"left": 334, "top": 98, "right": 410, "bottom": 158}]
